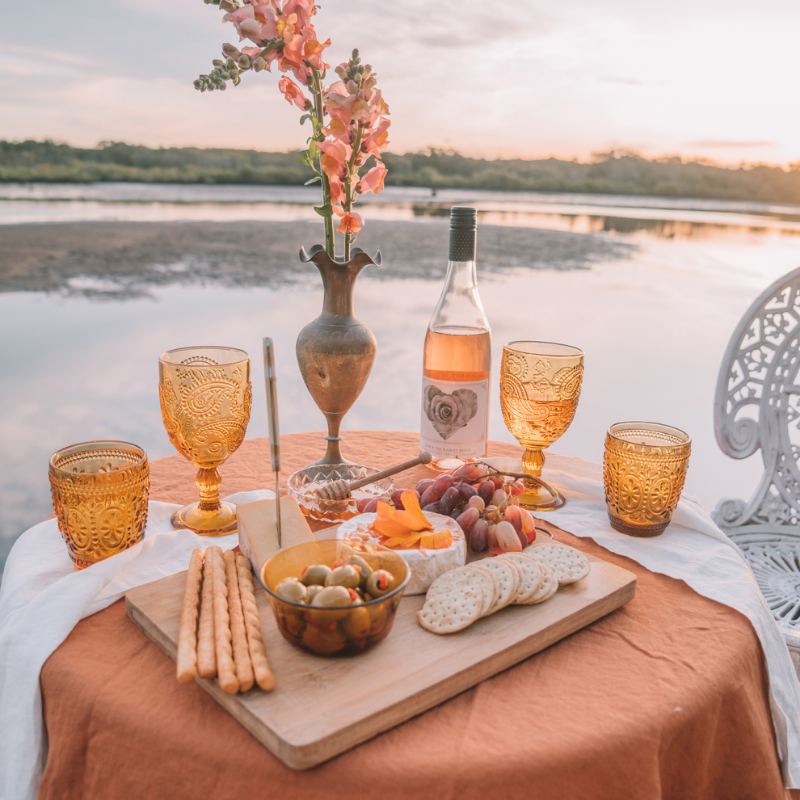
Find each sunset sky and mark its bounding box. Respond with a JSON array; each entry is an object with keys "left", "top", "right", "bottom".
[{"left": 2, "top": 0, "right": 799, "bottom": 166}]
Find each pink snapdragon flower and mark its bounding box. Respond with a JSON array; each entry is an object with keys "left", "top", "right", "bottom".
[{"left": 359, "top": 161, "right": 387, "bottom": 195}]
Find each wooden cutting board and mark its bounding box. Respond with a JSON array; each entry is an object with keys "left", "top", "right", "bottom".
[{"left": 126, "top": 541, "right": 636, "bottom": 770}]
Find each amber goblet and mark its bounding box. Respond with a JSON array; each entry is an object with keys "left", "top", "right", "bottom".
[
  {"left": 49, "top": 440, "right": 150, "bottom": 569},
  {"left": 159, "top": 346, "right": 251, "bottom": 535},
  {"left": 499, "top": 341, "right": 584, "bottom": 510},
  {"left": 603, "top": 422, "right": 691, "bottom": 536}
]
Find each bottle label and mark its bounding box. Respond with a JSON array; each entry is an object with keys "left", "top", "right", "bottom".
[{"left": 420, "top": 376, "right": 489, "bottom": 458}]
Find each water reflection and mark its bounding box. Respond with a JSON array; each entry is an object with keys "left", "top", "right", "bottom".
[{"left": 2, "top": 185, "right": 800, "bottom": 241}]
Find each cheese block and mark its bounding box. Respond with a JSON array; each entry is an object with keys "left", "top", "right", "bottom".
[
  {"left": 237, "top": 496, "right": 316, "bottom": 576},
  {"left": 336, "top": 512, "right": 466, "bottom": 595}
]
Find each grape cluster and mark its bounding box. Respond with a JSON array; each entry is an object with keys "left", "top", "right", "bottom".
[{"left": 357, "top": 462, "right": 537, "bottom": 554}]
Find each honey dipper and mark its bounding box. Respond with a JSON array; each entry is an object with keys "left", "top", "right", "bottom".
[{"left": 315, "top": 452, "right": 432, "bottom": 501}]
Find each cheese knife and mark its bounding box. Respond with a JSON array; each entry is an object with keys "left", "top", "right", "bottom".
[{"left": 263, "top": 337, "right": 282, "bottom": 548}]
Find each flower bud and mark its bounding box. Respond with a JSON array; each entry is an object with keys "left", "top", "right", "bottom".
[
  {"left": 222, "top": 43, "right": 241, "bottom": 59},
  {"left": 252, "top": 56, "right": 267, "bottom": 71},
  {"left": 237, "top": 54, "right": 252, "bottom": 69},
  {"left": 219, "top": 0, "right": 238, "bottom": 10},
  {"left": 212, "top": 59, "right": 225, "bottom": 67},
  {"left": 226, "top": 58, "right": 236, "bottom": 70}
]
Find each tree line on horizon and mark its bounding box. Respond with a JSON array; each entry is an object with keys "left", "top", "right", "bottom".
[{"left": 1, "top": 139, "right": 800, "bottom": 204}]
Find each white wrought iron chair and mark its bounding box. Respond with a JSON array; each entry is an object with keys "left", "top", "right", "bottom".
[{"left": 713, "top": 265, "right": 800, "bottom": 671}]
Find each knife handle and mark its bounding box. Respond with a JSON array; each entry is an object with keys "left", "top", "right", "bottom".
[{"left": 263, "top": 338, "right": 281, "bottom": 473}]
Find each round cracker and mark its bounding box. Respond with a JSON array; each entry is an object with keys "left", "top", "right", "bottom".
[
  {"left": 524, "top": 543, "right": 590, "bottom": 585},
  {"left": 497, "top": 553, "right": 543, "bottom": 603},
  {"left": 522, "top": 561, "right": 558, "bottom": 604},
  {"left": 417, "top": 586, "right": 483, "bottom": 634},
  {"left": 477, "top": 558, "right": 518, "bottom": 614},
  {"left": 427, "top": 566, "right": 497, "bottom": 618}
]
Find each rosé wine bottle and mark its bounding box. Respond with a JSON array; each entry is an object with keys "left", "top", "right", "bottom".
[{"left": 421, "top": 207, "right": 491, "bottom": 472}]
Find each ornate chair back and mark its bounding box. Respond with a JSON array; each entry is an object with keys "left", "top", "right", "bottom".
[{"left": 713, "top": 265, "right": 800, "bottom": 669}]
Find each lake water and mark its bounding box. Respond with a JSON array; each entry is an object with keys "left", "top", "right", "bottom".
[{"left": 2, "top": 184, "right": 800, "bottom": 576}]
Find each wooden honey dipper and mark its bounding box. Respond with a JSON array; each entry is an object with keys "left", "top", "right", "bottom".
[{"left": 315, "top": 452, "right": 433, "bottom": 501}]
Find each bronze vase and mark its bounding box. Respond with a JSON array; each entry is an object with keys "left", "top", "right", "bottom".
[{"left": 296, "top": 244, "right": 381, "bottom": 465}]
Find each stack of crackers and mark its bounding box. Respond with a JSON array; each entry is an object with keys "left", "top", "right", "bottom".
[
  {"left": 417, "top": 543, "right": 591, "bottom": 635},
  {"left": 177, "top": 546, "right": 275, "bottom": 695}
]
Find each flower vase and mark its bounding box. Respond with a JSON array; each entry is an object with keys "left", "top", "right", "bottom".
[{"left": 296, "top": 244, "right": 381, "bottom": 465}]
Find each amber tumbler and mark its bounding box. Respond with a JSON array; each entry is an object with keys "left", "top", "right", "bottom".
[
  {"left": 603, "top": 422, "right": 691, "bottom": 537},
  {"left": 49, "top": 440, "right": 150, "bottom": 569}
]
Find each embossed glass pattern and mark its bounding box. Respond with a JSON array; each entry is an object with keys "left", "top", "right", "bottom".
[
  {"left": 49, "top": 440, "right": 150, "bottom": 570},
  {"left": 499, "top": 341, "right": 584, "bottom": 509},
  {"left": 603, "top": 421, "right": 691, "bottom": 537},
  {"left": 159, "top": 346, "right": 251, "bottom": 535}
]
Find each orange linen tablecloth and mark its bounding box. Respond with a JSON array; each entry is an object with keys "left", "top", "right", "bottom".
[{"left": 38, "top": 432, "right": 788, "bottom": 800}]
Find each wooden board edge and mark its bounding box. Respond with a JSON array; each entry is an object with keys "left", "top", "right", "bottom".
[{"left": 283, "top": 572, "right": 638, "bottom": 769}]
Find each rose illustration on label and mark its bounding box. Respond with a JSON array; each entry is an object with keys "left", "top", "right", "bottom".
[{"left": 423, "top": 385, "right": 478, "bottom": 440}]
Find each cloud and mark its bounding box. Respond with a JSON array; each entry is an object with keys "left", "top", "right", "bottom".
[{"left": 688, "top": 140, "right": 774, "bottom": 149}]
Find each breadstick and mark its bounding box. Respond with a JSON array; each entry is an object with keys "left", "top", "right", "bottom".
[
  {"left": 176, "top": 548, "right": 203, "bottom": 683},
  {"left": 196, "top": 549, "right": 216, "bottom": 679},
  {"left": 224, "top": 549, "right": 254, "bottom": 692},
  {"left": 209, "top": 546, "right": 239, "bottom": 695},
  {"left": 236, "top": 554, "right": 275, "bottom": 692}
]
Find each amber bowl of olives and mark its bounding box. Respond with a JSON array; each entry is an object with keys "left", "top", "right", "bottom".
[{"left": 262, "top": 539, "right": 410, "bottom": 657}]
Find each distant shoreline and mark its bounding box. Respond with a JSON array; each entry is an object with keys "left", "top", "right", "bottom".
[{"left": 3, "top": 141, "right": 799, "bottom": 205}]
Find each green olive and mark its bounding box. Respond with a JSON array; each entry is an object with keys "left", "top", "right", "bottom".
[
  {"left": 305, "top": 584, "right": 324, "bottom": 603},
  {"left": 366, "top": 569, "right": 395, "bottom": 598},
  {"left": 324, "top": 564, "right": 361, "bottom": 590},
  {"left": 341, "top": 605, "right": 371, "bottom": 640},
  {"left": 301, "top": 624, "right": 347, "bottom": 656},
  {"left": 281, "top": 608, "right": 306, "bottom": 640},
  {"left": 276, "top": 577, "right": 307, "bottom": 603},
  {"left": 311, "top": 585, "right": 353, "bottom": 608},
  {"left": 301, "top": 564, "right": 332, "bottom": 586},
  {"left": 346, "top": 555, "right": 372, "bottom": 589}
]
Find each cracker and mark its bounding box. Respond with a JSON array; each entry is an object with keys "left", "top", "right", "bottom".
[
  {"left": 209, "top": 546, "right": 239, "bottom": 695},
  {"left": 176, "top": 548, "right": 203, "bottom": 684},
  {"left": 523, "top": 562, "right": 558, "bottom": 604},
  {"left": 427, "top": 567, "right": 497, "bottom": 617},
  {"left": 524, "top": 543, "right": 590, "bottom": 585},
  {"left": 498, "top": 553, "right": 543, "bottom": 604},
  {"left": 478, "top": 558, "right": 518, "bottom": 614},
  {"left": 418, "top": 587, "right": 483, "bottom": 634},
  {"left": 224, "top": 549, "right": 254, "bottom": 692},
  {"left": 236, "top": 554, "right": 275, "bottom": 692},
  {"left": 196, "top": 549, "right": 216, "bottom": 679}
]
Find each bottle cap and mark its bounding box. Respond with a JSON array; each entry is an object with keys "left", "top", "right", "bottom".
[
  {"left": 449, "top": 207, "right": 477, "bottom": 261},
  {"left": 449, "top": 207, "right": 477, "bottom": 232}
]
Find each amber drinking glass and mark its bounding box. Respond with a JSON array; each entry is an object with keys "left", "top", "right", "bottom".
[
  {"left": 49, "top": 440, "right": 150, "bottom": 570},
  {"left": 499, "top": 341, "right": 584, "bottom": 510},
  {"left": 159, "top": 346, "right": 251, "bottom": 535},
  {"left": 603, "top": 422, "right": 691, "bottom": 537}
]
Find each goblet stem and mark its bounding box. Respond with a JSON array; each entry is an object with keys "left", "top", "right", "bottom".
[
  {"left": 196, "top": 467, "right": 222, "bottom": 512},
  {"left": 522, "top": 448, "right": 545, "bottom": 476}
]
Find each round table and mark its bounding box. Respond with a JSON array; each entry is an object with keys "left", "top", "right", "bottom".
[{"left": 38, "top": 432, "right": 788, "bottom": 800}]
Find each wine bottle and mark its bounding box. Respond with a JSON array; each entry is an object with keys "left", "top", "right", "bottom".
[{"left": 420, "top": 207, "right": 491, "bottom": 472}]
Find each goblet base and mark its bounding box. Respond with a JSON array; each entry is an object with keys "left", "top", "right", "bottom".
[
  {"left": 171, "top": 501, "right": 238, "bottom": 536},
  {"left": 519, "top": 480, "right": 566, "bottom": 512}
]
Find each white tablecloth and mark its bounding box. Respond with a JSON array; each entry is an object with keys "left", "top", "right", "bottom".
[{"left": 0, "top": 490, "right": 272, "bottom": 800}]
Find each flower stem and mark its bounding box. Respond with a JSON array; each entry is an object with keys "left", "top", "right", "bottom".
[
  {"left": 343, "top": 123, "right": 365, "bottom": 261},
  {"left": 309, "top": 68, "right": 335, "bottom": 258}
]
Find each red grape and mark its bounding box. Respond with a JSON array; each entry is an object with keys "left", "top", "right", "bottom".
[
  {"left": 467, "top": 495, "right": 485, "bottom": 511},
  {"left": 477, "top": 481, "right": 495, "bottom": 504},
  {"left": 416, "top": 478, "right": 434, "bottom": 495},
  {"left": 487, "top": 523, "right": 501, "bottom": 555},
  {"left": 438, "top": 486, "right": 461, "bottom": 516},
  {"left": 469, "top": 519, "right": 489, "bottom": 551},
  {"left": 503, "top": 505, "right": 522, "bottom": 535},
  {"left": 457, "top": 482, "right": 477, "bottom": 502},
  {"left": 455, "top": 506, "right": 479, "bottom": 534},
  {"left": 431, "top": 474, "right": 455, "bottom": 498},
  {"left": 364, "top": 499, "right": 379, "bottom": 513},
  {"left": 357, "top": 498, "right": 372, "bottom": 513},
  {"left": 422, "top": 502, "right": 440, "bottom": 514},
  {"left": 509, "top": 481, "right": 525, "bottom": 497},
  {"left": 491, "top": 489, "right": 509, "bottom": 508},
  {"left": 419, "top": 486, "right": 438, "bottom": 507},
  {"left": 390, "top": 489, "right": 406, "bottom": 509},
  {"left": 495, "top": 521, "right": 522, "bottom": 552}
]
